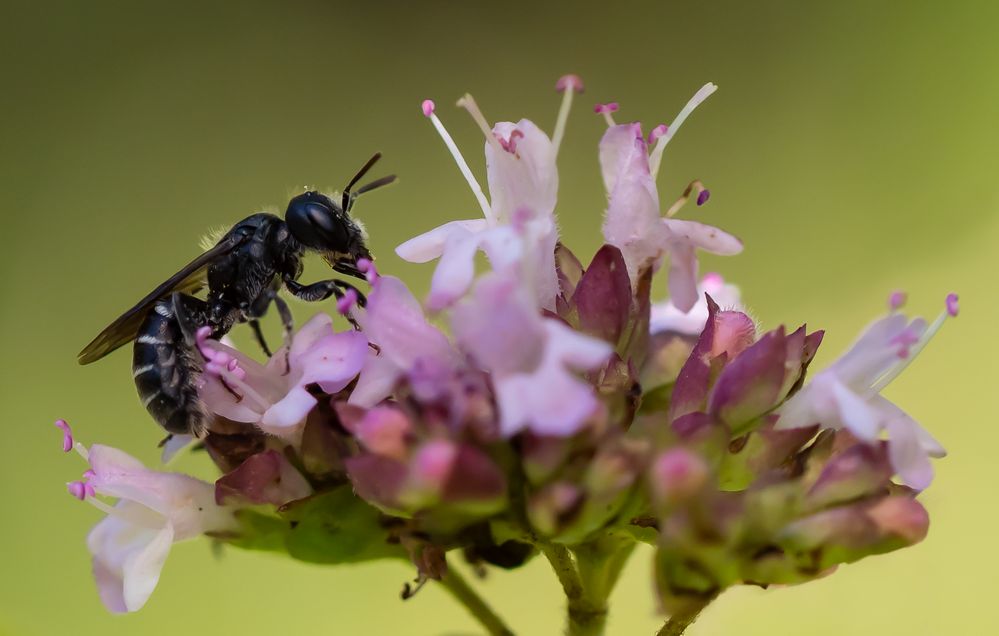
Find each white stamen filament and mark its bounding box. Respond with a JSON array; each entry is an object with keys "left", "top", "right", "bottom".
[
  {"left": 74, "top": 442, "right": 89, "bottom": 461},
  {"left": 456, "top": 94, "right": 504, "bottom": 152},
  {"left": 649, "top": 83, "right": 718, "bottom": 179},
  {"left": 86, "top": 496, "right": 167, "bottom": 529},
  {"left": 551, "top": 88, "right": 576, "bottom": 156},
  {"left": 426, "top": 111, "right": 494, "bottom": 221},
  {"left": 871, "top": 310, "right": 951, "bottom": 393},
  {"left": 601, "top": 111, "right": 617, "bottom": 127}
]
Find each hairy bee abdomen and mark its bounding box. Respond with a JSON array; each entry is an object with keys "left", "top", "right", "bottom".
[{"left": 132, "top": 300, "right": 206, "bottom": 436}]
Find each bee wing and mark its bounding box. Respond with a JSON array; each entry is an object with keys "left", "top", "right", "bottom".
[{"left": 77, "top": 232, "right": 249, "bottom": 365}]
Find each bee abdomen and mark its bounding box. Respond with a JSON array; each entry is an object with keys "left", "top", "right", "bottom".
[{"left": 133, "top": 299, "right": 207, "bottom": 436}]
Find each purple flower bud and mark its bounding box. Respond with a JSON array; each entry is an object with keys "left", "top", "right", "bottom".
[
  {"left": 215, "top": 450, "right": 312, "bottom": 506},
  {"left": 571, "top": 245, "right": 632, "bottom": 344},
  {"left": 649, "top": 449, "right": 710, "bottom": 506},
  {"left": 354, "top": 407, "right": 412, "bottom": 461},
  {"left": 867, "top": 496, "right": 929, "bottom": 544},
  {"left": 806, "top": 444, "right": 892, "bottom": 509}
]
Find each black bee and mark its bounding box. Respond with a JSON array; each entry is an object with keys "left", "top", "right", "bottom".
[{"left": 78, "top": 153, "right": 394, "bottom": 437}]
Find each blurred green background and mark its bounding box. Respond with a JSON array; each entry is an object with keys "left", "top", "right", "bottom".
[{"left": 1, "top": 1, "right": 995, "bottom": 634}]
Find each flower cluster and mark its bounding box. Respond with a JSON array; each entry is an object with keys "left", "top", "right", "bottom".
[{"left": 58, "top": 76, "right": 957, "bottom": 635}]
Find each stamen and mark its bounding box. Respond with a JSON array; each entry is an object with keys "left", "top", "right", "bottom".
[
  {"left": 665, "top": 180, "right": 709, "bottom": 217},
  {"left": 946, "top": 292, "right": 959, "bottom": 317},
  {"left": 195, "top": 327, "right": 268, "bottom": 408},
  {"left": 498, "top": 129, "right": 525, "bottom": 154},
  {"left": 647, "top": 124, "right": 668, "bottom": 144},
  {"left": 889, "top": 290, "right": 908, "bottom": 311},
  {"left": 357, "top": 258, "right": 379, "bottom": 284},
  {"left": 337, "top": 288, "right": 359, "bottom": 314},
  {"left": 74, "top": 442, "right": 89, "bottom": 461},
  {"left": 456, "top": 94, "right": 504, "bottom": 151},
  {"left": 872, "top": 294, "right": 959, "bottom": 392},
  {"left": 649, "top": 82, "right": 718, "bottom": 179},
  {"left": 85, "top": 496, "right": 116, "bottom": 515},
  {"left": 67, "top": 481, "right": 95, "bottom": 500},
  {"left": 552, "top": 74, "right": 584, "bottom": 156},
  {"left": 54, "top": 419, "right": 73, "bottom": 453},
  {"left": 421, "top": 98, "right": 493, "bottom": 221},
  {"left": 594, "top": 102, "right": 619, "bottom": 127}
]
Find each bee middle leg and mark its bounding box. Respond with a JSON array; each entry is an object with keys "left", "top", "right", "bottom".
[
  {"left": 246, "top": 288, "right": 294, "bottom": 374},
  {"left": 248, "top": 319, "right": 273, "bottom": 358}
]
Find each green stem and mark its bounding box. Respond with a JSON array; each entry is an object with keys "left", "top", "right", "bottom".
[
  {"left": 438, "top": 567, "right": 515, "bottom": 636},
  {"left": 540, "top": 541, "right": 611, "bottom": 636},
  {"left": 655, "top": 595, "right": 717, "bottom": 636}
]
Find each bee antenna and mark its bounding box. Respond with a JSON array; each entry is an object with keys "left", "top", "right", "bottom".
[
  {"left": 347, "top": 175, "right": 397, "bottom": 211},
  {"left": 342, "top": 153, "right": 382, "bottom": 211}
]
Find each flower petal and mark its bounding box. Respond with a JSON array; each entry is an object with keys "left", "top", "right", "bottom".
[
  {"left": 121, "top": 523, "right": 174, "bottom": 612},
  {"left": 598, "top": 122, "right": 646, "bottom": 194},
  {"left": 485, "top": 120, "right": 558, "bottom": 223},
  {"left": 365, "top": 275, "right": 456, "bottom": 370},
  {"left": 260, "top": 386, "right": 317, "bottom": 435},
  {"left": 830, "top": 381, "right": 882, "bottom": 441},
  {"left": 396, "top": 219, "right": 490, "bottom": 263},
  {"left": 426, "top": 228, "right": 485, "bottom": 310},
  {"left": 349, "top": 350, "right": 403, "bottom": 408},
  {"left": 451, "top": 269, "right": 546, "bottom": 375}
]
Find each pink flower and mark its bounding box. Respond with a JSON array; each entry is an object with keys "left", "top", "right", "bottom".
[
  {"left": 598, "top": 85, "right": 743, "bottom": 313},
  {"left": 776, "top": 297, "right": 957, "bottom": 489},
  {"left": 198, "top": 313, "right": 367, "bottom": 442},
  {"left": 398, "top": 78, "right": 584, "bottom": 311},
  {"left": 650, "top": 272, "right": 743, "bottom": 335},
  {"left": 452, "top": 269, "right": 612, "bottom": 436},
  {"left": 349, "top": 274, "right": 460, "bottom": 407},
  {"left": 73, "top": 444, "right": 235, "bottom": 613}
]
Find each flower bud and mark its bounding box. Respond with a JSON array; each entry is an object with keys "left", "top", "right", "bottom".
[
  {"left": 650, "top": 449, "right": 710, "bottom": 507},
  {"left": 355, "top": 406, "right": 412, "bottom": 461},
  {"left": 528, "top": 482, "right": 584, "bottom": 536},
  {"left": 806, "top": 443, "right": 892, "bottom": 510}
]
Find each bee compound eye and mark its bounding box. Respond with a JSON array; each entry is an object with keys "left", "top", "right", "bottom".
[{"left": 286, "top": 194, "right": 349, "bottom": 251}]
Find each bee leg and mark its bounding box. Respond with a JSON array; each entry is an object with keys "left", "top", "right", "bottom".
[
  {"left": 270, "top": 293, "right": 294, "bottom": 375},
  {"left": 248, "top": 320, "right": 273, "bottom": 358},
  {"left": 333, "top": 280, "right": 368, "bottom": 308},
  {"left": 284, "top": 277, "right": 363, "bottom": 330}
]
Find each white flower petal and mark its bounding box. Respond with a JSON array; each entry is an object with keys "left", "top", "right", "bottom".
[{"left": 396, "top": 219, "right": 490, "bottom": 263}]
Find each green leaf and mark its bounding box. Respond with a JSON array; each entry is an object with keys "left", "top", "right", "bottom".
[
  {"left": 219, "top": 510, "right": 291, "bottom": 554},
  {"left": 639, "top": 383, "right": 673, "bottom": 415},
  {"left": 281, "top": 487, "right": 407, "bottom": 564}
]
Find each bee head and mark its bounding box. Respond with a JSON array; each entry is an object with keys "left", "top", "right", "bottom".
[
  {"left": 285, "top": 154, "right": 394, "bottom": 274},
  {"left": 285, "top": 191, "right": 355, "bottom": 254}
]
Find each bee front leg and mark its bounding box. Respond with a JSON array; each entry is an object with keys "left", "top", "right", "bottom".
[{"left": 284, "top": 278, "right": 364, "bottom": 330}]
